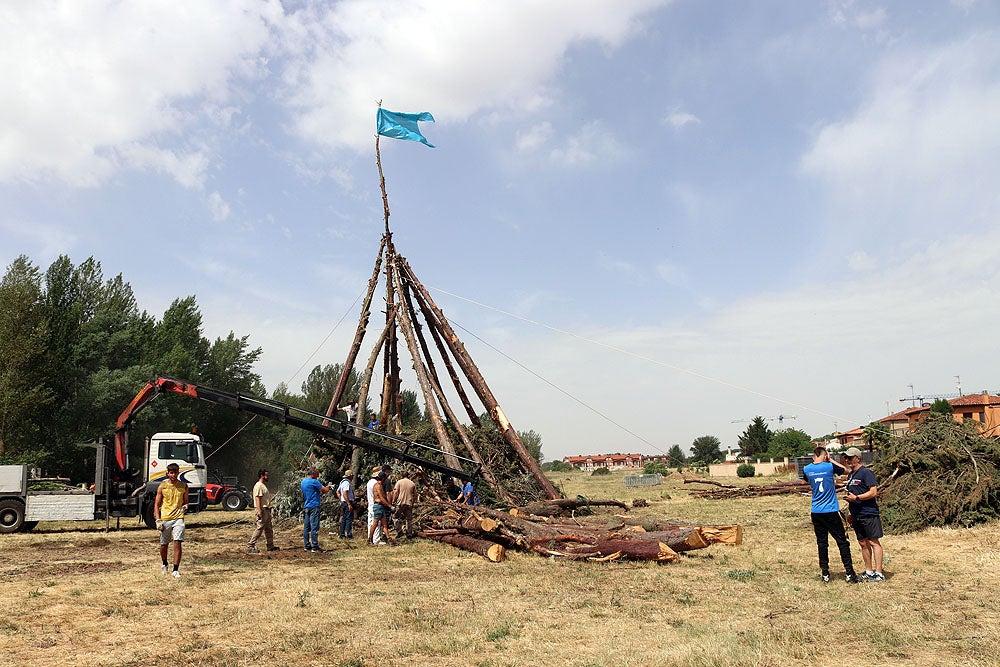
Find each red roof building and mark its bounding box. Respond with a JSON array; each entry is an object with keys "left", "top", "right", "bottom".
[{"left": 562, "top": 453, "right": 647, "bottom": 471}]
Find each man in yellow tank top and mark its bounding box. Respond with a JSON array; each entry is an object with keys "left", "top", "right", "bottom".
[{"left": 155, "top": 463, "right": 189, "bottom": 578}]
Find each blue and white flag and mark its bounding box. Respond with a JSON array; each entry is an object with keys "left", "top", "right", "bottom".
[{"left": 377, "top": 108, "right": 435, "bottom": 147}]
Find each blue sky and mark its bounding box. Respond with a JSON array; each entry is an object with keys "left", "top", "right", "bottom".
[{"left": 3, "top": 0, "right": 999, "bottom": 461}]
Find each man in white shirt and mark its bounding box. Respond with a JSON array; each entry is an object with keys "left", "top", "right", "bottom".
[{"left": 337, "top": 469, "right": 355, "bottom": 538}]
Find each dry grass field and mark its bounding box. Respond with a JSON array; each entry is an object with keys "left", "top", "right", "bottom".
[{"left": 1, "top": 470, "right": 998, "bottom": 667}]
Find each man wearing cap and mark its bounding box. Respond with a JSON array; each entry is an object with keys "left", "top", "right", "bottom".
[
  {"left": 367, "top": 467, "right": 393, "bottom": 545},
  {"left": 366, "top": 466, "right": 385, "bottom": 544},
  {"left": 843, "top": 447, "right": 886, "bottom": 582},
  {"left": 803, "top": 446, "right": 859, "bottom": 583},
  {"left": 337, "top": 469, "right": 356, "bottom": 539}
]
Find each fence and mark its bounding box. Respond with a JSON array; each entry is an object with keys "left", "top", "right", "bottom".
[{"left": 623, "top": 473, "right": 662, "bottom": 488}]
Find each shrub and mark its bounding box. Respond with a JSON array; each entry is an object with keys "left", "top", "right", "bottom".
[
  {"left": 736, "top": 463, "right": 756, "bottom": 478},
  {"left": 643, "top": 462, "right": 670, "bottom": 475},
  {"left": 591, "top": 467, "right": 611, "bottom": 476}
]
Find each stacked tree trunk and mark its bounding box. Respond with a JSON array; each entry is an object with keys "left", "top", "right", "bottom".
[
  {"left": 414, "top": 500, "right": 742, "bottom": 563},
  {"left": 684, "top": 478, "right": 822, "bottom": 499}
]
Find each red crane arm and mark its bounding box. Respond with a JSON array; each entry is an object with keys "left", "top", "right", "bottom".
[{"left": 113, "top": 377, "right": 199, "bottom": 471}]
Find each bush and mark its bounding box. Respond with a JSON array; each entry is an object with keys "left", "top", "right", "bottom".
[
  {"left": 736, "top": 463, "right": 756, "bottom": 478},
  {"left": 542, "top": 460, "right": 576, "bottom": 473},
  {"left": 591, "top": 467, "right": 611, "bottom": 476},
  {"left": 643, "top": 462, "right": 670, "bottom": 475}
]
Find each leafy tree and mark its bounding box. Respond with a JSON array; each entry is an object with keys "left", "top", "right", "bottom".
[
  {"left": 738, "top": 417, "right": 772, "bottom": 459},
  {"left": 666, "top": 444, "right": 686, "bottom": 468},
  {"left": 542, "top": 460, "right": 575, "bottom": 472},
  {"left": 399, "top": 388, "right": 422, "bottom": 426},
  {"left": 930, "top": 398, "right": 954, "bottom": 417},
  {"left": 861, "top": 421, "right": 893, "bottom": 452},
  {"left": 690, "top": 435, "right": 723, "bottom": 464},
  {"left": 0, "top": 256, "right": 52, "bottom": 458},
  {"left": 766, "top": 428, "right": 813, "bottom": 459},
  {"left": 643, "top": 461, "right": 670, "bottom": 475},
  {"left": 298, "top": 363, "right": 362, "bottom": 417},
  {"left": 519, "top": 428, "right": 543, "bottom": 463}
]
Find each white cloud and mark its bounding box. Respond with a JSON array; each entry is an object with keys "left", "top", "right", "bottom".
[
  {"left": 663, "top": 111, "right": 701, "bottom": 129},
  {"left": 656, "top": 260, "right": 689, "bottom": 287},
  {"left": 207, "top": 192, "right": 231, "bottom": 222},
  {"left": 846, "top": 250, "right": 876, "bottom": 272},
  {"left": 0, "top": 219, "right": 80, "bottom": 264},
  {"left": 801, "top": 32, "right": 1000, "bottom": 250},
  {"left": 515, "top": 122, "right": 554, "bottom": 152},
  {"left": 279, "top": 0, "right": 669, "bottom": 153},
  {"left": 0, "top": 1, "right": 280, "bottom": 186},
  {"left": 548, "top": 121, "right": 627, "bottom": 166}
]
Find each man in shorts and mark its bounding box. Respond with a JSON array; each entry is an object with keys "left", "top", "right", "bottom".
[
  {"left": 843, "top": 447, "right": 886, "bottom": 582},
  {"left": 368, "top": 468, "right": 393, "bottom": 545},
  {"left": 154, "top": 462, "right": 188, "bottom": 579}
]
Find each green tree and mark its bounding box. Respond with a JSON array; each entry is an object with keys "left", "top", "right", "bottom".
[
  {"left": 542, "top": 460, "right": 574, "bottom": 472},
  {"left": 766, "top": 428, "right": 813, "bottom": 459},
  {"left": 690, "top": 435, "right": 723, "bottom": 464},
  {"left": 666, "top": 444, "right": 686, "bottom": 468},
  {"left": 929, "top": 398, "right": 954, "bottom": 417},
  {"left": 738, "top": 417, "right": 772, "bottom": 459},
  {"left": 398, "top": 388, "right": 422, "bottom": 426},
  {"left": 0, "top": 256, "right": 52, "bottom": 458},
  {"left": 519, "top": 429, "right": 543, "bottom": 463},
  {"left": 861, "top": 421, "right": 892, "bottom": 451},
  {"left": 643, "top": 461, "right": 670, "bottom": 475}
]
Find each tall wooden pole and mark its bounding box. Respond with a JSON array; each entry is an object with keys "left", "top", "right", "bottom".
[
  {"left": 397, "top": 256, "right": 560, "bottom": 500},
  {"left": 390, "top": 261, "right": 462, "bottom": 472}
]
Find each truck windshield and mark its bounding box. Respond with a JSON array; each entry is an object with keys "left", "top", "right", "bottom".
[{"left": 158, "top": 440, "right": 201, "bottom": 464}]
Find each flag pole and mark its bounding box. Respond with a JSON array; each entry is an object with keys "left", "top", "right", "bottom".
[{"left": 375, "top": 102, "right": 391, "bottom": 237}]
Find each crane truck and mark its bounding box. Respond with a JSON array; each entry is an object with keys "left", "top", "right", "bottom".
[{"left": 0, "top": 375, "right": 478, "bottom": 533}]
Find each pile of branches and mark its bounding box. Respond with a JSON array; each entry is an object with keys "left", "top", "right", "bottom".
[
  {"left": 872, "top": 414, "right": 1000, "bottom": 533},
  {"left": 684, "top": 478, "right": 813, "bottom": 499},
  {"left": 414, "top": 499, "right": 742, "bottom": 563}
]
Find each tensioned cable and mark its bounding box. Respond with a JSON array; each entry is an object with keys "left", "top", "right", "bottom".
[
  {"left": 449, "top": 318, "right": 669, "bottom": 455},
  {"left": 211, "top": 290, "right": 365, "bottom": 460},
  {"left": 428, "top": 284, "right": 859, "bottom": 426}
]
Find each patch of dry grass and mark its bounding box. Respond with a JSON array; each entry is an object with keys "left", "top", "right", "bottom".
[{"left": 1, "top": 471, "right": 998, "bottom": 666}]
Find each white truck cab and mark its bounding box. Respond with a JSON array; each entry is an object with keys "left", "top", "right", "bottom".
[{"left": 146, "top": 432, "right": 209, "bottom": 490}]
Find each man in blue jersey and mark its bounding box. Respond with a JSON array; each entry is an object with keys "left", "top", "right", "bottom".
[{"left": 803, "top": 446, "right": 859, "bottom": 583}]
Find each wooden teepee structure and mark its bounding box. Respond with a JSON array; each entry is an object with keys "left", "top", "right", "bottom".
[{"left": 320, "top": 125, "right": 559, "bottom": 504}]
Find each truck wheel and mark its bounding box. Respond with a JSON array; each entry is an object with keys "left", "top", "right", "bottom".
[
  {"left": 0, "top": 499, "right": 26, "bottom": 534},
  {"left": 142, "top": 504, "right": 156, "bottom": 529},
  {"left": 222, "top": 491, "right": 248, "bottom": 511}
]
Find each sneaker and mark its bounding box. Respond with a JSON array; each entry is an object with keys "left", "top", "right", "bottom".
[
  {"left": 246, "top": 546, "right": 260, "bottom": 554},
  {"left": 171, "top": 570, "right": 181, "bottom": 579},
  {"left": 161, "top": 564, "right": 168, "bottom": 574},
  {"left": 868, "top": 572, "right": 885, "bottom": 583},
  {"left": 311, "top": 547, "right": 323, "bottom": 553},
  {"left": 821, "top": 573, "right": 830, "bottom": 583},
  {"left": 845, "top": 574, "right": 860, "bottom": 584},
  {"left": 266, "top": 545, "right": 281, "bottom": 552}
]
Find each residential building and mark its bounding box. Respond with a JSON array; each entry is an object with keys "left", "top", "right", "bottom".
[{"left": 562, "top": 453, "right": 647, "bottom": 471}]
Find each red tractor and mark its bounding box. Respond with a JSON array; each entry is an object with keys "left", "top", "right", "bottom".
[{"left": 204, "top": 472, "right": 252, "bottom": 511}]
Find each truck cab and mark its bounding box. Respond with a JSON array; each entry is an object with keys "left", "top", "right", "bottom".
[{"left": 142, "top": 432, "right": 209, "bottom": 517}]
